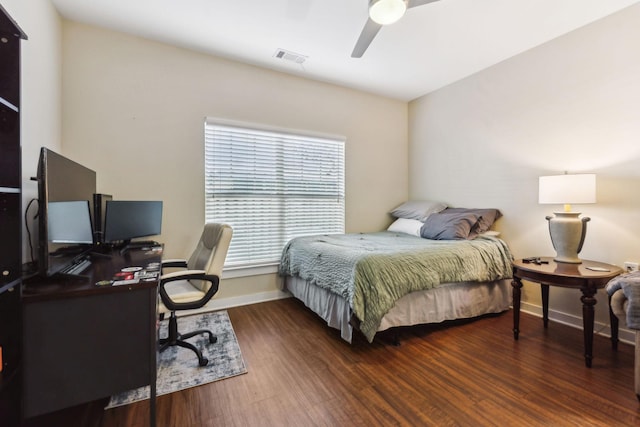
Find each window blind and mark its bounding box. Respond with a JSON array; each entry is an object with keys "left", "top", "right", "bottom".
[{"left": 204, "top": 119, "right": 345, "bottom": 268}]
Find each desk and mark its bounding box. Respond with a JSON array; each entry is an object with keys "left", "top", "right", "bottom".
[
  {"left": 21, "top": 247, "right": 161, "bottom": 425},
  {"left": 511, "top": 257, "right": 622, "bottom": 368}
]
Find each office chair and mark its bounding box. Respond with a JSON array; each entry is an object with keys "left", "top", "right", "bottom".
[{"left": 158, "top": 223, "right": 233, "bottom": 366}]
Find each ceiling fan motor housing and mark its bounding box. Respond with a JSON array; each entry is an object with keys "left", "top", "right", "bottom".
[{"left": 369, "top": 0, "right": 408, "bottom": 25}]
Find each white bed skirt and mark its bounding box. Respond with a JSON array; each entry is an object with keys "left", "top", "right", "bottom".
[{"left": 284, "top": 276, "right": 512, "bottom": 343}]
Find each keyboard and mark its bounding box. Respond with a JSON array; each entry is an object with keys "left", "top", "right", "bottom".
[
  {"left": 119, "top": 240, "right": 161, "bottom": 255},
  {"left": 60, "top": 257, "right": 92, "bottom": 275},
  {"left": 129, "top": 240, "right": 160, "bottom": 247}
]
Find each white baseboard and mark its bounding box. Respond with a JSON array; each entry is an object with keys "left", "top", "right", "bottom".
[
  {"left": 171, "top": 291, "right": 637, "bottom": 347},
  {"left": 207, "top": 290, "right": 291, "bottom": 310},
  {"left": 520, "top": 301, "right": 636, "bottom": 346},
  {"left": 171, "top": 290, "right": 291, "bottom": 318}
]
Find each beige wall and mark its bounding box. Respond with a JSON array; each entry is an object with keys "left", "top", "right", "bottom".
[
  {"left": 13, "top": 0, "right": 637, "bottom": 331},
  {"left": 409, "top": 4, "right": 640, "bottom": 328},
  {"left": 3, "top": 0, "right": 63, "bottom": 263},
  {"left": 60, "top": 21, "right": 408, "bottom": 302}
]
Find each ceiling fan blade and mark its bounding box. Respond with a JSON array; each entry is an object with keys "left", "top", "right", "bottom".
[
  {"left": 351, "top": 18, "right": 383, "bottom": 58},
  {"left": 407, "top": 0, "right": 440, "bottom": 9}
]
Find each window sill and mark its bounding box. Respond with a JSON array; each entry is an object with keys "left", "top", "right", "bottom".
[{"left": 221, "top": 263, "right": 279, "bottom": 279}]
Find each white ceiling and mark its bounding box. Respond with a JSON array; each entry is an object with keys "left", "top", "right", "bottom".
[{"left": 51, "top": 0, "right": 639, "bottom": 101}]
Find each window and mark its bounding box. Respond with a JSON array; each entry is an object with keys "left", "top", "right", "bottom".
[{"left": 204, "top": 118, "right": 345, "bottom": 270}]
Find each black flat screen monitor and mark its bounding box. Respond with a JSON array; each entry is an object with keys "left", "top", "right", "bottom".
[
  {"left": 103, "top": 200, "right": 163, "bottom": 245},
  {"left": 37, "top": 147, "right": 97, "bottom": 276}
]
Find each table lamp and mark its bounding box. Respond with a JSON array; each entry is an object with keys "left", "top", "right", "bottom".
[{"left": 538, "top": 173, "right": 596, "bottom": 264}]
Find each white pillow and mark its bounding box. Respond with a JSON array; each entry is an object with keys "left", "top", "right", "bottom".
[
  {"left": 481, "top": 230, "right": 501, "bottom": 237},
  {"left": 390, "top": 200, "right": 447, "bottom": 222},
  {"left": 387, "top": 218, "right": 423, "bottom": 237}
]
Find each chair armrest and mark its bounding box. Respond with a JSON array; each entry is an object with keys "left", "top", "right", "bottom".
[
  {"left": 161, "top": 269, "right": 206, "bottom": 281},
  {"left": 159, "top": 270, "right": 220, "bottom": 311},
  {"left": 610, "top": 289, "right": 629, "bottom": 329}
]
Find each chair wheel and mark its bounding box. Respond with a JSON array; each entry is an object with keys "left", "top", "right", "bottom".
[
  {"left": 199, "top": 357, "right": 209, "bottom": 367},
  {"left": 210, "top": 336, "right": 218, "bottom": 344}
]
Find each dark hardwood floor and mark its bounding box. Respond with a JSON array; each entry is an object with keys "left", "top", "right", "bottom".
[{"left": 23, "top": 297, "right": 640, "bottom": 426}]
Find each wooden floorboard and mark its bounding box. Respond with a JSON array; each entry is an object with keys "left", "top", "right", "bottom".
[{"left": 22, "top": 297, "right": 640, "bottom": 426}]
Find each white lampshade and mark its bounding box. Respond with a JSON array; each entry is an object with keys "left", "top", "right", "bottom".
[
  {"left": 369, "top": 0, "right": 407, "bottom": 25},
  {"left": 538, "top": 174, "right": 596, "bottom": 208}
]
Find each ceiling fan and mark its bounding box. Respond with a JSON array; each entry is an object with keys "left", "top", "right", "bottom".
[{"left": 352, "top": 0, "right": 441, "bottom": 58}]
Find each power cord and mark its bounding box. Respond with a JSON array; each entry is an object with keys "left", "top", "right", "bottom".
[
  {"left": 594, "top": 322, "right": 609, "bottom": 337},
  {"left": 23, "top": 198, "right": 38, "bottom": 271}
]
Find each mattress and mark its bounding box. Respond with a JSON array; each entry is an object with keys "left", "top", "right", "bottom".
[{"left": 284, "top": 275, "right": 512, "bottom": 343}]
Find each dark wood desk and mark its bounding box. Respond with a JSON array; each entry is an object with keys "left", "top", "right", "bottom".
[
  {"left": 511, "top": 257, "right": 622, "bottom": 368},
  {"left": 21, "top": 247, "right": 161, "bottom": 425}
]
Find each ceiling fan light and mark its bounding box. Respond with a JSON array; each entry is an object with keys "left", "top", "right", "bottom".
[{"left": 369, "top": 0, "right": 407, "bottom": 25}]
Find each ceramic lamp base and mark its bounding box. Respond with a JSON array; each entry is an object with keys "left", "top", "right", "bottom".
[{"left": 546, "top": 212, "right": 590, "bottom": 264}]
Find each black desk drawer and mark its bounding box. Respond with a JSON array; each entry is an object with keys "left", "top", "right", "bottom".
[{"left": 22, "top": 288, "right": 155, "bottom": 418}]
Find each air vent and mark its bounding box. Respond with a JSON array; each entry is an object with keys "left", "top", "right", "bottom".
[{"left": 273, "top": 48, "right": 307, "bottom": 64}]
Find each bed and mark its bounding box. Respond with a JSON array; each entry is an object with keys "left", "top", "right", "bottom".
[{"left": 279, "top": 230, "right": 514, "bottom": 343}]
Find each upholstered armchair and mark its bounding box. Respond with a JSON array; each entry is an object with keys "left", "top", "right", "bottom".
[{"left": 609, "top": 289, "right": 640, "bottom": 401}]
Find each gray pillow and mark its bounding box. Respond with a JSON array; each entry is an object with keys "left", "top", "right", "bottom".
[
  {"left": 439, "top": 208, "right": 502, "bottom": 234},
  {"left": 390, "top": 200, "right": 447, "bottom": 222},
  {"left": 420, "top": 212, "right": 481, "bottom": 240}
]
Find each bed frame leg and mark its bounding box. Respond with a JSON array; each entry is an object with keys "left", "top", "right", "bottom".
[
  {"left": 374, "top": 331, "right": 401, "bottom": 346},
  {"left": 388, "top": 331, "right": 401, "bottom": 347}
]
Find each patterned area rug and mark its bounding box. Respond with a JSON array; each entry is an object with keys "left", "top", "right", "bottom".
[{"left": 106, "top": 310, "right": 247, "bottom": 409}]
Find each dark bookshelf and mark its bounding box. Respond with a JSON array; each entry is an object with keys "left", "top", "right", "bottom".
[{"left": 0, "top": 4, "right": 27, "bottom": 426}]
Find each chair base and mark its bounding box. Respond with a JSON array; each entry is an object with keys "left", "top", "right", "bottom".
[{"left": 159, "top": 312, "right": 217, "bottom": 367}]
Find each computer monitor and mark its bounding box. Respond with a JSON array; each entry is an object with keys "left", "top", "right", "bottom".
[
  {"left": 36, "top": 147, "right": 97, "bottom": 276},
  {"left": 103, "top": 200, "right": 163, "bottom": 245},
  {"left": 47, "top": 201, "right": 94, "bottom": 244}
]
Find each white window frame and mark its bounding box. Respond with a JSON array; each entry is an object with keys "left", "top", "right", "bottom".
[{"left": 204, "top": 118, "right": 345, "bottom": 277}]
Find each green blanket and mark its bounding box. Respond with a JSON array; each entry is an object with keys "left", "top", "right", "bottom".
[{"left": 279, "top": 232, "right": 513, "bottom": 342}]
